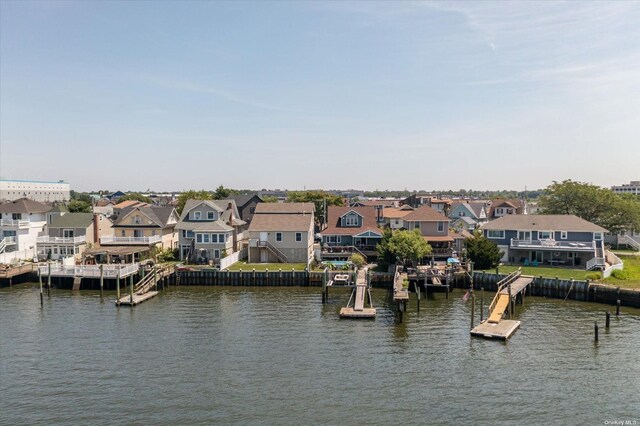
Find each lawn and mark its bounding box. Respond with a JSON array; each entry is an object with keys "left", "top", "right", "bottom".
[
  {"left": 226, "top": 262, "right": 308, "bottom": 271},
  {"left": 604, "top": 255, "right": 640, "bottom": 289}
]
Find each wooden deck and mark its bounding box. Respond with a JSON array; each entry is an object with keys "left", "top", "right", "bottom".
[
  {"left": 393, "top": 272, "right": 409, "bottom": 301},
  {"left": 116, "top": 291, "right": 158, "bottom": 306},
  {"left": 0, "top": 263, "right": 34, "bottom": 279},
  {"left": 339, "top": 307, "right": 376, "bottom": 318},
  {"left": 501, "top": 276, "right": 533, "bottom": 296},
  {"left": 471, "top": 320, "right": 521, "bottom": 340}
]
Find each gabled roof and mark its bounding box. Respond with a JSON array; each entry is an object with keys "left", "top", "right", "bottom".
[
  {"left": 467, "top": 202, "right": 487, "bottom": 217},
  {"left": 49, "top": 213, "right": 95, "bottom": 228},
  {"left": 353, "top": 200, "right": 396, "bottom": 207},
  {"left": 175, "top": 220, "right": 234, "bottom": 232},
  {"left": 453, "top": 216, "right": 477, "bottom": 226},
  {"left": 248, "top": 212, "right": 313, "bottom": 232},
  {"left": 322, "top": 206, "right": 382, "bottom": 236},
  {"left": 488, "top": 199, "right": 526, "bottom": 217},
  {"left": 481, "top": 214, "right": 608, "bottom": 233},
  {"left": 0, "top": 198, "right": 53, "bottom": 214},
  {"left": 383, "top": 207, "right": 414, "bottom": 219},
  {"left": 113, "top": 205, "right": 177, "bottom": 228},
  {"left": 255, "top": 202, "right": 315, "bottom": 214},
  {"left": 451, "top": 202, "right": 479, "bottom": 219},
  {"left": 113, "top": 200, "right": 150, "bottom": 210},
  {"left": 179, "top": 199, "right": 244, "bottom": 224},
  {"left": 450, "top": 229, "right": 473, "bottom": 240},
  {"left": 230, "top": 194, "right": 263, "bottom": 209},
  {"left": 402, "top": 205, "right": 450, "bottom": 222}
]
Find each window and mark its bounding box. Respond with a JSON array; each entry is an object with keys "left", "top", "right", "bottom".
[
  {"left": 459, "top": 211, "right": 465, "bottom": 216},
  {"left": 415, "top": 222, "right": 420, "bottom": 230},
  {"left": 560, "top": 231, "right": 568, "bottom": 240},
  {"left": 214, "top": 249, "right": 220, "bottom": 259},
  {"left": 336, "top": 236, "right": 342, "bottom": 244},
  {"left": 567, "top": 252, "right": 574, "bottom": 258},
  {"left": 182, "top": 230, "right": 186, "bottom": 238},
  {"left": 538, "top": 231, "right": 552, "bottom": 240},
  {"left": 63, "top": 229, "right": 74, "bottom": 238},
  {"left": 151, "top": 230, "right": 157, "bottom": 236},
  {"left": 193, "top": 211, "right": 202, "bottom": 220},
  {"left": 487, "top": 230, "right": 505, "bottom": 239},
  {"left": 295, "top": 232, "right": 302, "bottom": 242},
  {"left": 437, "top": 221, "right": 444, "bottom": 232},
  {"left": 250, "top": 207, "right": 255, "bottom": 214},
  {"left": 186, "top": 230, "right": 194, "bottom": 238},
  {"left": 220, "top": 234, "right": 226, "bottom": 243},
  {"left": 121, "top": 230, "right": 126, "bottom": 237},
  {"left": 594, "top": 232, "right": 603, "bottom": 241},
  {"left": 211, "top": 234, "right": 218, "bottom": 243},
  {"left": 203, "top": 234, "right": 210, "bottom": 243},
  {"left": 196, "top": 233, "right": 203, "bottom": 243},
  {"left": 276, "top": 232, "right": 282, "bottom": 242},
  {"left": 495, "top": 208, "right": 504, "bottom": 215},
  {"left": 344, "top": 214, "right": 358, "bottom": 226},
  {"left": 133, "top": 215, "right": 142, "bottom": 224},
  {"left": 207, "top": 211, "right": 215, "bottom": 220}
]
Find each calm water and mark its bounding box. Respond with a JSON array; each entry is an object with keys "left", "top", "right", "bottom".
[{"left": 1, "top": 284, "right": 639, "bottom": 425}]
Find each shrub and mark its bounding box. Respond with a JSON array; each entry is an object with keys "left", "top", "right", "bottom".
[
  {"left": 585, "top": 272, "right": 601, "bottom": 281},
  {"left": 611, "top": 269, "right": 631, "bottom": 280},
  {"left": 349, "top": 253, "right": 366, "bottom": 268}
]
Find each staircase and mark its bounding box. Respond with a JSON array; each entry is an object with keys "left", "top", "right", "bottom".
[
  {"left": 488, "top": 294, "right": 510, "bottom": 323},
  {"left": 257, "top": 240, "right": 288, "bottom": 263},
  {"left": 0, "top": 238, "right": 6, "bottom": 254},
  {"left": 587, "top": 240, "right": 607, "bottom": 270},
  {"left": 619, "top": 234, "right": 640, "bottom": 251}
]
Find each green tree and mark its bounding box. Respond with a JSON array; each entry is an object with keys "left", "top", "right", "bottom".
[
  {"left": 176, "top": 190, "right": 213, "bottom": 214},
  {"left": 465, "top": 230, "right": 503, "bottom": 270},
  {"left": 70, "top": 191, "right": 93, "bottom": 204},
  {"left": 117, "top": 192, "right": 153, "bottom": 204},
  {"left": 262, "top": 195, "right": 279, "bottom": 203},
  {"left": 386, "top": 229, "right": 432, "bottom": 267},
  {"left": 539, "top": 180, "right": 640, "bottom": 233},
  {"left": 213, "top": 185, "right": 239, "bottom": 200},
  {"left": 349, "top": 253, "right": 366, "bottom": 268},
  {"left": 68, "top": 200, "right": 91, "bottom": 213},
  {"left": 287, "top": 190, "right": 344, "bottom": 227},
  {"left": 376, "top": 227, "right": 397, "bottom": 268}
]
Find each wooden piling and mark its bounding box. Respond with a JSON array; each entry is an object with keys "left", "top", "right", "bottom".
[
  {"left": 99, "top": 265, "right": 104, "bottom": 298},
  {"left": 508, "top": 283, "right": 513, "bottom": 320},
  {"left": 116, "top": 272, "right": 121, "bottom": 305},
  {"left": 470, "top": 293, "right": 475, "bottom": 330},
  {"left": 616, "top": 299, "right": 621, "bottom": 316},
  {"left": 416, "top": 284, "right": 420, "bottom": 312},
  {"left": 480, "top": 287, "right": 484, "bottom": 322},
  {"left": 39, "top": 269, "right": 43, "bottom": 307},
  {"left": 606, "top": 311, "right": 610, "bottom": 328},
  {"left": 594, "top": 321, "right": 599, "bottom": 342},
  {"left": 47, "top": 262, "right": 51, "bottom": 296},
  {"left": 129, "top": 274, "right": 134, "bottom": 304}
]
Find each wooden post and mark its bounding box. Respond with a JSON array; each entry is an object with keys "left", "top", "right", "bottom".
[
  {"left": 39, "top": 268, "right": 43, "bottom": 307},
  {"left": 116, "top": 271, "right": 121, "bottom": 305},
  {"left": 47, "top": 262, "right": 51, "bottom": 296},
  {"left": 129, "top": 274, "right": 134, "bottom": 304},
  {"left": 99, "top": 264, "right": 104, "bottom": 298},
  {"left": 322, "top": 268, "right": 326, "bottom": 303},
  {"left": 480, "top": 287, "right": 484, "bottom": 322},
  {"left": 416, "top": 283, "right": 420, "bottom": 312},
  {"left": 154, "top": 267, "right": 158, "bottom": 291},
  {"left": 616, "top": 299, "right": 621, "bottom": 316},
  {"left": 605, "top": 311, "right": 610, "bottom": 328},
  {"left": 398, "top": 304, "right": 403, "bottom": 323},
  {"left": 470, "top": 293, "right": 475, "bottom": 330},
  {"left": 594, "top": 321, "right": 599, "bottom": 342},
  {"left": 508, "top": 283, "right": 513, "bottom": 319}
]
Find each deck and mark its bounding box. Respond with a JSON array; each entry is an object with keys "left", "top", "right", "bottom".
[
  {"left": 116, "top": 291, "right": 159, "bottom": 306},
  {"left": 0, "top": 263, "right": 34, "bottom": 279},
  {"left": 471, "top": 320, "right": 521, "bottom": 340},
  {"left": 339, "top": 267, "right": 376, "bottom": 318}
]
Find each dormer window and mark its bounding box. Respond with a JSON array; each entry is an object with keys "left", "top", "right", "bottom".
[
  {"left": 345, "top": 215, "right": 358, "bottom": 226},
  {"left": 133, "top": 215, "right": 142, "bottom": 224},
  {"left": 193, "top": 211, "right": 202, "bottom": 220},
  {"left": 207, "top": 211, "right": 215, "bottom": 220}
]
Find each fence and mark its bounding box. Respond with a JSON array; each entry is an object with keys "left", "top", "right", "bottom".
[
  {"left": 0, "top": 248, "right": 37, "bottom": 265},
  {"left": 219, "top": 248, "right": 248, "bottom": 270}
]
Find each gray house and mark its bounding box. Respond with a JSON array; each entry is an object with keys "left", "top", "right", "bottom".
[
  {"left": 175, "top": 199, "right": 247, "bottom": 264},
  {"left": 37, "top": 212, "right": 112, "bottom": 260},
  {"left": 229, "top": 194, "right": 263, "bottom": 224}
]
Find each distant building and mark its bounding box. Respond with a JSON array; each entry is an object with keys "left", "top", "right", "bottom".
[
  {"left": 0, "top": 179, "right": 70, "bottom": 203},
  {"left": 611, "top": 181, "right": 640, "bottom": 196}
]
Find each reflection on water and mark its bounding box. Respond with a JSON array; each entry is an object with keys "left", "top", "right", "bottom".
[{"left": 1, "top": 283, "right": 639, "bottom": 425}]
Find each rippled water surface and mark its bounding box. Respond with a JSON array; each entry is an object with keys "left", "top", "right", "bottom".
[{"left": 1, "top": 284, "right": 639, "bottom": 425}]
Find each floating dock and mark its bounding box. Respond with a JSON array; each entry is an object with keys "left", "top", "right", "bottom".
[
  {"left": 117, "top": 291, "right": 159, "bottom": 306},
  {"left": 470, "top": 319, "right": 521, "bottom": 340}
]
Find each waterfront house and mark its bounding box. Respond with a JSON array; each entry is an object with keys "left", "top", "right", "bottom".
[
  {"left": 321, "top": 206, "right": 383, "bottom": 260},
  {"left": 229, "top": 194, "right": 264, "bottom": 224},
  {"left": 402, "top": 205, "right": 453, "bottom": 258},
  {"left": 449, "top": 201, "right": 488, "bottom": 229},
  {"left": 481, "top": 214, "right": 609, "bottom": 269},
  {"left": 382, "top": 205, "right": 414, "bottom": 230},
  {"left": 247, "top": 203, "right": 314, "bottom": 264},
  {"left": 103, "top": 205, "right": 178, "bottom": 250},
  {"left": 487, "top": 199, "right": 528, "bottom": 220},
  {"left": 37, "top": 213, "right": 113, "bottom": 261},
  {"left": 175, "top": 199, "right": 247, "bottom": 264},
  {"left": 0, "top": 198, "right": 58, "bottom": 257}
]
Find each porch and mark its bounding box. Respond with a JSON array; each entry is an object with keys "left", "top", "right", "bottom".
[{"left": 509, "top": 248, "right": 593, "bottom": 269}]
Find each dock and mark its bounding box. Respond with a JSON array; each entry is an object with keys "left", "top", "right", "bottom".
[
  {"left": 471, "top": 268, "right": 533, "bottom": 340},
  {"left": 0, "top": 263, "right": 34, "bottom": 283},
  {"left": 339, "top": 267, "right": 376, "bottom": 319},
  {"left": 115, "top": 265, "right": 172, "bottom": 307},
  {"left": 117, "top": 291, "right": 159, "bottom": 306}
]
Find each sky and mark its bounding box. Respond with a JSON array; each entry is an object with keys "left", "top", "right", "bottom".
[{"left": 1, "top": 1, "right": 638, "bottom": 192}]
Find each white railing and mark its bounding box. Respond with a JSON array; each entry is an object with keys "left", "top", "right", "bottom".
[
  {"left": 220, "top": 247, "right": 248, "bottom": 270},
  {"left": 618, "top": 234, "right": 640, "bottom": 251},
  {"left": 0, "top": 238, "right": 5, "bottom": 254},
  {"left": 602, "top": 250, "right": 624, "bottom": 278},
  {"left": 3, "top": 236, "right": 16, "bottom": 245},
  {"left": 37, "top": 262, "right": 140, "bottom": 278},
  {"left": 0, "top": 219, "right": 30, "bottom": 228},
  {"left": 510, "top": 238, "right": 595, "bottom": 250},
  {"left": 37, "top": 235, "right": 86, "bottom": 244},
  {"left": 0, "top": 248, "right": 37, "bottom": 264},
  {"left": 586, "top": 257, "right": 606, "bottom": 271},
  {"left": 100, "top": 235, "right": 162, "bottom": 245}
]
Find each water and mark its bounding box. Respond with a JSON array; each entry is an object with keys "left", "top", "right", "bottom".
[{"left": 1, "top": 284, "right": 639, "bottom": 425}]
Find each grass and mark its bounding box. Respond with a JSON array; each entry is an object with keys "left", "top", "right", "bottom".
[
  {"left": 480, "top": 255, "right": 640, "bottom": 289},
  {"left": 225, "top": 262, "right": 308, "bottom": 271}
]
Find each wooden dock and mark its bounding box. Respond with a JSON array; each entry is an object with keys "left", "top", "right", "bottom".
[
  {"left": 115, "top": 265, "right": 171, "bottom": 307},
  {"left": 117, "top": 291, "right": 159, "bottom": 306},
  {"left": 339, "top": 267, "right": 376, "bottom": 319},
  {"left": 471, "top": 269, "right": 532, "bottom": 340}
]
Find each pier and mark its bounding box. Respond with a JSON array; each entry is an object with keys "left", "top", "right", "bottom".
[
  {"left": 471, "top": 268, "right": 533, "bottom": 340},
  {"left": 339, "top": 267, "right": 376, "bottom": 319},
  {"left": 116, "top": 265, "right": 173, "bottom": 307}
]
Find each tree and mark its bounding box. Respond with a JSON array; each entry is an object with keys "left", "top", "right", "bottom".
[
  {"left": 117, "top": 192, "right": 153, "bottom": 204},
  {"left": 176, "top": 190, "right": 212, "bottom": 215},
  {"left": 539, "top": 180, "right": 640, "bottom": 233},
  {"left": 349, "top": 253, "right": 366, "bottom": 268},
  {"left": 262, "top": 195, "right": 279, "bottom": 203},
  {"left": 213, "top": 185, "right": 239, "bottom": 200},
  {"left": 386, "top": 229, "right": 432, "bottom": 267},
  {"left": 287, "top": 190, "right": 344, "bottom": 228},
  {"left": 465, "top": 230, "right": 503, "bottom": 270},
  {"left": 68, "top": 200, "right": 91, "bottom": 213},
  {"left": 70, "top": 191, "right": 93, "bottom": 204},
  {"left": 376, "top": 227, "right": 397, "bottom": 269}
]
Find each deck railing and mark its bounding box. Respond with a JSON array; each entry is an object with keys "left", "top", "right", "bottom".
[
  {"left": 510, "top": 238, "right": 595, "bottom": 250},
  {"left": 0, "top": 219, "right": 30, "bottom": 228},
  {"left": 37, "top": 235, "right": 86, "bottom": 244},
  {"left": 100, "top": 235, "right": 162, "bottom": 245},
  {"left": 488, "top": 268, "right": 521, "bottom": 315},
  {"left": 37, "top": 262, "right": 140, "bottom": 278}
]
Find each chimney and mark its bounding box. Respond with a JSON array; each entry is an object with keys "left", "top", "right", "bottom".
[
  {"left": 227, "top": 203, "right": 234, "bottom": 226},
  {"left": 93, "top": 213, "right": 100, "bottom": 244}
]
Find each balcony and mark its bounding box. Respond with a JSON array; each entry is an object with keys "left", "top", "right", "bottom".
[
  {"left": 100, "top": 235, "right": 162, "bottom": 245},
  {"left": 0, "top": 219, "right": 30, "bottom": 229},
  {"left": 37, "top": 235, "right": 86, "bottom": 244},
  {"left": 2, "top": 236, "right": 17, "bottom": 246},
  {"left": 510, "top": 239, "right": 595, "bottom": 251}
]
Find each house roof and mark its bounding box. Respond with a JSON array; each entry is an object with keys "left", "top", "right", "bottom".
[
  {"left": 113, "top": 200, "right": 150, "bottom": 210},
  {"left": 254, "top": 202, "right": 315, "bottom": 214},
  {"left": 383, "top": 207, "right": 414, "bottom": 219},
  {"left": 423, "top": 235, "right": 455, "bottom": 242},
  {"left": 451, "top": 202, "right": 479, "bottom": 219},
  {"left": 453, "top": 216, "right": 477, "bottom": 226},
  {"left": 467, "top": 202, "right": 487, "bottom": 217},
  {"left": 322, "top": 206, "right": 382, "bottom": 236},
  {"left": 0, "top": 198, "right": 53, "bottom": 214},
  {"left": 488, "top": 199, "right": 525, "bottom": 217},
  {"left": 49, "top": 204, "right": 69, "bottom": 213},
  {"left": 113, "top": 205, "right": 177, "bottom": 228},
  {"left": 354, "top": 200, "right": 396, "bottom": 207},
  {"left": 450, "top": 229, "right": 473, "bottom": 240},
  {"left": 402, "top": 205, "right": 450, "bottom": 222},
  {"left": 175, "top": 220, "right": 234, "bottom": 232},
  {"left": 49, "top": 213, "right": 95, "bottom": 228},
  {"left": 248, "top": 212, "right": 313, "bottom": 232},
  {"left": 230, "top": 194, "right": 263, "bottom": 209},
  {"left": 481, "top": 214, "right": 608, "bottom": 233}
]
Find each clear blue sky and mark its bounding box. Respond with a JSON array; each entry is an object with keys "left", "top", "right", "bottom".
[{"left": 1, "top": 1, "right": 638, "bottom": 192}]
